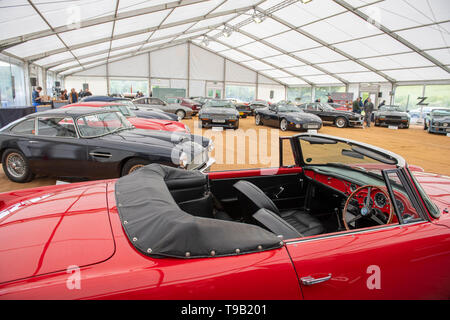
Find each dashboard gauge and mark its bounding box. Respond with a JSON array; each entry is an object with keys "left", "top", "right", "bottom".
[
  {"left": 395, "top": 199, "right": 405, "bottom": 214},
  {"left": 374, "top": 192, "right": 387, "bottom": 208}
]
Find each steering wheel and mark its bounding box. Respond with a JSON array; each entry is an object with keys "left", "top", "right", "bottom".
[{"left": 343, "top": 185, "right": 394, "bottom": 231}]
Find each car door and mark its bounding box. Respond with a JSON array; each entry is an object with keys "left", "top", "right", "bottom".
[
  {"left": 286, "top": 220, "right": 450, "bottom": 299},
  {"left": 29, "top": 116, "right": 89, "bottom": 177},
  {"left": 285, "top": 169, "right": 450, "bottom": 300},
  {"left": 264, "top": 106, "right": 278, "bottom": 127}
]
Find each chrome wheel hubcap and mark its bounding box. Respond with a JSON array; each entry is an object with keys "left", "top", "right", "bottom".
[
  {"left": 281, "top": 120, "right": 287, "bottom": 131},
  {"left": 6, "top": 153, "right": 26, "bottom": 178},
  {"left": 256, "top": 115, "right": 261, "bottom": 125},
  {"left": 176, "top": 111, "right": 185, "bottom": 119}
]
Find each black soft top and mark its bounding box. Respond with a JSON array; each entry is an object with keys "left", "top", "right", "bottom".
[{"left": 115, "top": 164, "right": 282, "bottom": 259}]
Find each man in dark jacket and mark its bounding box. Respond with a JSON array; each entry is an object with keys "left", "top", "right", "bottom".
[
  {"left": 352, "top": 97, "right": 361, "bottom": 114},
  {"left": 327, "top": 95, "right": 334, "bottom": 103},
  {"left": 364, "top": 98, "right": 374, "bottom": 128}
]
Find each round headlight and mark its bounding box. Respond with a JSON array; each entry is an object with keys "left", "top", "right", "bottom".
[
  {"left": 444, "top": 123, "right": 448, "bottom": 127},
  {"left": 179, "top": 152, "right": 188, "bottom": 168}
]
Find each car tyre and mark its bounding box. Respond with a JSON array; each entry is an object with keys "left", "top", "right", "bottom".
[
  {"left": 122, "top": 158, "right": 150, "bottom": 177},
  {"left": 2, "top": 149, "right": 35, "bottom": 183},
  {"left": 335, "top": 117, "right": 348, "bottom": 128},
  {"left": 280, "top": 118, "right": 288, "bottom": 132},
  {"left": 176, "top": 110, "right": 186, "bottom": 119},
  {"left": 255, "top": 114, "right": 263, "bottom": 126}
]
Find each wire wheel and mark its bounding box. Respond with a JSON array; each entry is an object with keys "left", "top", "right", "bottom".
[
  {"left": 255, "top": 114, "right": 262, "bottom": 125},
  {"left": 6, "top": 152, "right": 27, "bottom": 179},
  {"left": 176, "top": 110, "right": 186, "bottom": 119},
  {"left": 335, "top": 117, "right": 347, "bottom": 128},
  {"left": 280, "top": 119, "right": 288, "bottom": 131}
]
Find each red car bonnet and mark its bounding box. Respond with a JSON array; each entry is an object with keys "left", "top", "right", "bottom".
[
  {"left": 128, "top": 117, "right": 187, "bottom": 133},
  {"left": 0, "top": 182, "right": 115, "bottom": 284}
]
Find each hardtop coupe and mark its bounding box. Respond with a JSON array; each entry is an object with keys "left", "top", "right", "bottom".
[
  {"left": 374, "top": 105, "right": 410, "bottom": 128},
  {"left": 0, "top": 133, "right": 448, "bottom": 299},
  {"left": 133, "top": 97, "right": 193, "bottom": 119},
  {"left": 0, "top": 108, "right": 213, "bottom": 183},
  {"left": 65, "top": 102, "right": 190, "bottom": 134},
  {"left": 199, "top": 99, "right": 240, "bottom": 129},
  {"left": 255, "top": 101, "right": 322, "bottom": 132},
  {"left": 424, "top": 108, "right": 450, "bottom": 134},
  {"left": 299, "top": 102, "right": 364, "bottom": 128},
  {"left": 79, "top": 95, "right": 179, "bottom": 121},
  {"left": 166, "top": 97, "right": 202, "bottom": 116}
]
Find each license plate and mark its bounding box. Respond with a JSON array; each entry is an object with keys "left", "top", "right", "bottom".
[
  {"left": 388, "top": 126, "right": 398, "bottom": 130},
  {"left": 212, "top": 119, "right": 226, "bottom": 123},
  {"left": 306, "top": 124, "right": 319, "bottom": 129}
]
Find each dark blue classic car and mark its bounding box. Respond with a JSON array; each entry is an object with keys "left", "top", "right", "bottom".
[
  {"left": 424, "top": 108, "right": 450, "bottom": 134},
  {"left": 255, "top": 102, "right": 322, "bottom": 132}
]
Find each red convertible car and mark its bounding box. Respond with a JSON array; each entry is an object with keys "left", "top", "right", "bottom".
[
  {"left": 0, "top": 134, "right": 449, "bottom": 300},
  {"left": 63, "top": 102, "right": 190, "bottom": 133}
]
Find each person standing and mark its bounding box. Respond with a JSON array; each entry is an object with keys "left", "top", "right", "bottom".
[
  {"left": 327, "top": 95, "right": 334, "bottom": 103},
  {"left": 364, "top": 98, "right": 374, "bottom": 128},
  {"left": 352, "top": 97, "right": 361, "bottom": 114},
  {"left": 83, "top": 88, "right": 92, "bottom": 97},
  {"left": 69, "top": 88, "right": 78, "bottom": 103},
  {"left": 60, "top": 89, "right": 68, "bottom": 100},
  {"left": 32, "top": 86, "right": 42, "bottom": 112}
]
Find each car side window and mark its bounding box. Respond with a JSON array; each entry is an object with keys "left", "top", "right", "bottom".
[
  {"left": 307, "top": 104, "right": 315, "bottom": 111},
  {"left": 37, "top": 117, "right": 77, "bottom": 138},
  {"left": 11, "top": 119, "right": 35, "bottom": 135}
]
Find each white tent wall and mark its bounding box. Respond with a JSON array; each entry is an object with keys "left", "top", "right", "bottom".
[
  {"left": 258, "top": 84, "right": 286, "bottom": 103},
  {"left": 190, "top": 45, "right": 224, "bottom": 82},
  {"left": 64, "top": 76, "right": 108, "bottom": 95},
  {"left": 66, "top": 42, "right": 288, "bottom": 100},
  {"left": 151, "top": 44, "right": 188, "bottom": 79},
  {"left": 189, "top": 80, "right": 207, "bottom": 97},
  {"left": 225, "top": 60, "right": 257, "bottom": 84}
]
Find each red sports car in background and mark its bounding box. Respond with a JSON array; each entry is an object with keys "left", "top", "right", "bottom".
[
  {"left": 0, "top": 134, "right": 449, "bottom": 300},
  {"left": 63, "top": 102, "right": 190, "bottom": 133}
]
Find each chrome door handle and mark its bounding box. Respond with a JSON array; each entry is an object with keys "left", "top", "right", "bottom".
[
  {"left": 89, "top": 152, "right": 112, "bottom": 158},
  {"left": 301, "top": 274, "right": 332, "bottom": 286}
]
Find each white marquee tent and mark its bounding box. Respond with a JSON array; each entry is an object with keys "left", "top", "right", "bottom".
[{"left": 1, "top": 0, "right": 449, "bottom": 103}]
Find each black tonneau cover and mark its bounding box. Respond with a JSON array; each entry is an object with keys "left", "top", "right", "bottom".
[{"left": 115, "top": 164, "right": 282, "bottom": 259}]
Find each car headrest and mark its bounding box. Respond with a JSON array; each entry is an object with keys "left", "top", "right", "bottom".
[{"left": 233, "top": 180, "right": 280, "bottom": 215}]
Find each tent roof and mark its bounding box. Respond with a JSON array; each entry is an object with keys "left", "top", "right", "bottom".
[{"left": 1, "top": 0, "right": 449, "bottom": 85}]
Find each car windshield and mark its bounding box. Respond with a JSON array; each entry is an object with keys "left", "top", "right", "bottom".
[
  {"left": 318, "top": 103, "right": 335, "bottom": 111},
  {"left": 298, "top": 136, "right": 399, "bottom": 175},
  {"left": 204, "top": 100, "right": 235, "bottom": 108},
  {"left": 277, "top": 103, "right": 301, "bottom": 113},
  {"left": 76, "top": 111, "right": 133, "bottom": 138},
  {"left": 431, "top": 109, "right": 450, "bottom": 116},
  {"left": 101, "top": 104, "right": 136, "bottom": 117},
  {"left": 380, "top": 106, "right": 402, "bottom": 112},
  {"left": 118, "top": 100, "right": 138, "bottom": 112},
  {"left": 251, "top": 101, "right": 268, "bottom": 107}
]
